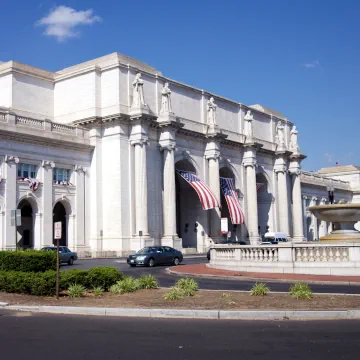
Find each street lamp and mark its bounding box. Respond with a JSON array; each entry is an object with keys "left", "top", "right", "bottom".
[{"left": 327, "top": 186, "right": 334, "bottom": 204}]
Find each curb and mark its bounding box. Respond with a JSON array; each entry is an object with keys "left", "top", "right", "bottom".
[
  {"left": 1, "top": 303, "right": 360, "bottom": 320},
  {"left": 166, "top": 268, "right": 360, "bottom": 286}
]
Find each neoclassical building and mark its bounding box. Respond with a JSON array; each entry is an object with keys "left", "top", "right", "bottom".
[{"left": 0, "top": 53, "right": 358, "bottom": 256}]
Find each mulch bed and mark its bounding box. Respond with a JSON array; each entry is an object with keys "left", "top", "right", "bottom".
[{"left": 1, "top": 289, "right": 360, "bottom": 310}]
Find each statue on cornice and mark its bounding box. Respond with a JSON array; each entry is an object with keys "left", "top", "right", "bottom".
[
  {"left": 289, "top": 125, "right": 300, "bottom": 152},
  {"left": 244, "top": 110, "right": 253, "bottom": 139},
  {"left": 207, "top": 97, "right": 217, "bottom": 126},
  {"left": 276, "top": 121, "right": 285, "bottom": 147},
  {"left": 131, "top": 73, "right": 146, "bottom": 109},
  {"left": 160, "top": 82, "right": 173, "bottom": 114}
]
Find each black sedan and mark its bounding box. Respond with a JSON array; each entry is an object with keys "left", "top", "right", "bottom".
[{"left": 127, "top": 246, "right": 183, "bottom": 267}]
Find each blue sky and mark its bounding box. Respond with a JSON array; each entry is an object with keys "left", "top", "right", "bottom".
[{"left": 1, "top": 0, "right": 359, "bottom": 171}]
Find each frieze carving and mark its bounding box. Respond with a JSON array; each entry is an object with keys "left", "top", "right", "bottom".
[
  {"left": 42, "top": 160, "right": 55, "bottom": 169},
  {"left": 4, "top": 155, "right": 19, "bottom": 164},
  {"left": 74, "top": 165, "right": 86, "bottom": 173}
]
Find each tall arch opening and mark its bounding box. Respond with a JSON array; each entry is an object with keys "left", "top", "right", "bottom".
[
  {"left": 53, "top": 202, "right": 67, "bottom": 246},
  {"left": 256, "top": 172, "right": 272, "bottom": 240},
  {"left": 17, "top": 199, "right": 34, "bottom": 249},
  {"left": 175, "top": 159, "right": 205, "bottom": 250}
]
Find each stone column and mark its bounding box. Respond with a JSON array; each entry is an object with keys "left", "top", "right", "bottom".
[
  {"left": 310, "top": 197, "right": 318, "bottom": 240},
  {"left": 274, "top": 155, "right": 290, "bottom": 236},
  {"left": 33, "top": 213, "right": 42, "bottom": 249},
  {"left": 74, "top": 165, "right": 86, "bottom": 248},
  {"left": 67, "top": 214, "right": 76, "bottom": 250},
  {"left": 289, "top": 158, "right": 305, "bottom": 242},
  {"left": 41, "top": 160, "right": 55, "bottom": 247},
  {"left": 4, "top": 155, "right": 19, "bottom": 249},
  {"left": 243, "top": 147, "right": 259, "bottom": 244}
]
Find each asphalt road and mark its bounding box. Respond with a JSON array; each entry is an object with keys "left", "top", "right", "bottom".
[
  {"left": 62, "top": 257, "right": 360, "bottom": 295},
  {"left": 0, "top": 311, "right": 359, "bottom": 359}
]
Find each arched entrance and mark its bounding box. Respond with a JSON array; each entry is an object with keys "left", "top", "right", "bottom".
[
  {"left": 53, "top": 202, "right": 67, "bottom": 246},
  {"left": 256, "top": 172, "right": 272, "bottom": 240},
  {"left": 219, "top": 167, "right": 241, "bottom": 242},
  {"left": 175, "top": 159, "right": 206, "bottom": 250},
  {"left": 17, "top": 199, "right": 34, "bottom": 249}
]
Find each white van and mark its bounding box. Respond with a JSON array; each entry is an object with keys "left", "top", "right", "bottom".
[{"left": 261, "top": 232, "right": 288, "bottom": 244}]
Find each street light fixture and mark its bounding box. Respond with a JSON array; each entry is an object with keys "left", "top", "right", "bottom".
[{"left": 327, "top": 186, "right": 334, "bottom": 204}]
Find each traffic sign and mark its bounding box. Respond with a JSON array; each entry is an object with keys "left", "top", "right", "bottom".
[{"left": 54, "top": 221, "right": 62, "bottom": 239}]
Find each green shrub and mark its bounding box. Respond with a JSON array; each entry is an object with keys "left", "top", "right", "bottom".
[
  {"left": 289, "top": 283, "right": 313, "bottom": 299},
  {"left": 68, "top": 284, "right": 85, "bottom": 298},
  {"left": 0, "top": 250, "right": 56, "bottom": 272},
  {"left": 176, "top": 278, "right": 198, "bottom": 296},
  {"left": 164, "top": 287, "right": 185, "bottom": 301},
  {"left": 60, "top": 269, "right": 88, "bottom": 290},
  {"left": 93, "top": 286, "right": 104, "bottom": 296},
  {"left": 137, "top": 275, "right": 158, "bottom": 289},
  {"left": 86, "top": 267, "right": 123, "bottom": 290},
  {"left": 250, "top": 283, "right": 269, "bottom": 296},
  {"left": 109, "top": 282, "right": 122, "bottom": 294},
  {"left": 109, "top": 277, "right": 139, "bottom": 294}
]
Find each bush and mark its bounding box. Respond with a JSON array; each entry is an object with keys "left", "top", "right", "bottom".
[
  {"left": 68, "top": 284, "right": 85, "bottom": 297},
  {"left": 86, "top": 267, "right": 123, "bottom": 290},
  {"left": 251, "top": 283, "right": 269, "bottom": 296},
  {"left": 0, "top": 250, "right": 56, "bottom": 272},
  {"left": 60, "top": 269, "right": 88, "bottom": 290},
  {"left": 176, "top": 278, "right": 198, "bottom": 296},
  {"left": 93, "top": 286, "right": 104, "bottom": 296},
  {"left": 164, "top": 287, "right": 185, "bottom": 301},
  {"left": 289, "top": 283, "right": 313, "bottom": 299},
  {"left": 137, "top": 275, "right": 158, "bottom": 289},
  {"left": 0, "top": 270, "right": 56, "bottom": 296}
]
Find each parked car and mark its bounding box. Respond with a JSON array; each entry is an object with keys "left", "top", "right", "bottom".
[
  {"left": 127, "top": 246, "right": 183, "bottom": 267},
  {"left": 207, "top": 241, "right": 247, "bottom": 261},
  {"left": 261, "top": 232, "right": 289, "bottom": 245},
  {"left": 41, "top": 246, "right": 78, "bottom": 265}
]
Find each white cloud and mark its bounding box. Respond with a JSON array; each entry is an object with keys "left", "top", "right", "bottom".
[
  {"left": 303, "top": 60, "right": 320, "bottom": 69},
  {"left": 36, "top": 6, "right": 101, "bottom": 42}
]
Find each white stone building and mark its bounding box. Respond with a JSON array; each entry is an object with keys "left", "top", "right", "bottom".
[{"left": 0, "top": 52, "right": 358, "bottom": 256}]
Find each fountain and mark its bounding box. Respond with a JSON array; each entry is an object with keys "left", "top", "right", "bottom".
[{"left": 309, "top": 203, "right": 360, "bottom": 242}]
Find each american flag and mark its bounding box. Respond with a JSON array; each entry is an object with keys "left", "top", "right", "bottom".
[
  {"left": 256, "top": 183, "right": 265, "bottom": 192},
  {"left": 220, "top": 177, "right": 244, "bottom": 224},
  {"left": 176, "top": 170, "right": 220, "bottom": 210}
]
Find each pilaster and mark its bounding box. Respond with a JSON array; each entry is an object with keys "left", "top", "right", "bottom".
[{"left": 74, "top": 165, "right": 86, "bottom": 248}]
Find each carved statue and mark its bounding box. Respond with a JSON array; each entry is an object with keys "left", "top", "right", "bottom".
[
  {"left": 207, "top": 97, "right": 217, "bottom": 126},
  {"left": 131, "top": 73, "right": 146, "bottom": 109},
  {"left": 160, "top": 82, "right": 172, "bottom": 114},
  {"left": 290, "top": 125, "right": 299, "bottom": 150},
  {"left": 244, "top": 110, "right": 253, "bottom": 139},
  {"left": 276, "top": 121, "right": 285, "bottom": 146}
]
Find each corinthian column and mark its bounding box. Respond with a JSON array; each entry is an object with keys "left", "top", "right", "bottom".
[
  {"left": 243, "top": 147, "right": 259, "bottom": 245},
  {"left": 289, "top": 157, "right": 306, "bottom": 242},
  {"left": 274, "top": 156, "right": 290, "bottom": 236}
]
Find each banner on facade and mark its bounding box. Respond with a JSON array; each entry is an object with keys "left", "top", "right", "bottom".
[
  {"left": 220, "top": 177, "right": 244, "bottom": 224},
  {"left": 176, "top": 170, "right": 220, "bottom": 210},
  {"left": 18, "top": 177, "right": 41, "bottom": 192}
]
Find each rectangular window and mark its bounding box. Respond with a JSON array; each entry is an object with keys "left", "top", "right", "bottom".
[
  {"left": 18, "top": 163, "right": 37, "bottom": 179},
  {"left": 53, "top": 168, "right": 70, "bottom": 182}
]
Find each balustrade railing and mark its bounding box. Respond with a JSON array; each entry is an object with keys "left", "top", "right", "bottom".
[
  {"left": 16, "top": 116, "right": 43, "bottom": 128},
  {"left": 294, "top": 246, "right": 349, "bottom": 262},
  {"left": 52, "top": 122, "right": 76, "bottom": 134}
]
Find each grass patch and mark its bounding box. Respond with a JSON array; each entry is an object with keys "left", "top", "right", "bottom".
[
  {"left": 137, "top": 275, "right": 158, "bottom": 289},
  {"left": 68, "top": 284, "right": 85, "bottom": 298},
  {"left": 164, "top": 287, "right": 185, "bottom": 301},
  {"left": 251, "top": 282, "right": 269, "bottom": 296},
  {"left": 289, "top": 283, "right": 313, "bottom": 299},
  {"left": 92, "top": 286, "right": 104, "bottom": 296},
  {"left": 109, "top": 277, "right": 139, "bottom": 294},
  {"left": 176, "top": 278, "right": 198, "bottom": 296}
]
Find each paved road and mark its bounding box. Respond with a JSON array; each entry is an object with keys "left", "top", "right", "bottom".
[
  {"left": 62, "top": 257, "right": 360, "bottom": 294},
  {"left": 0, "top": 310, "right": 359, "bottom": 359}
]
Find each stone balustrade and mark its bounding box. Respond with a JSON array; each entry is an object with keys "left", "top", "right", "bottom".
[
  {"left": 210, "top": 243, "right": 360, "bottom": 276},
  {"left": 51, "top": 122, "right": 77, "bottom": 134},
  {"left": 301, "top": 171, "right": 350, "bottom": 191},
  {"left": 16, "top": 116, "right": 43, "bottom": 128}
]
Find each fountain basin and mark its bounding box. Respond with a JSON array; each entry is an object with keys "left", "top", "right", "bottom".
[{"left": 309, "top": 204, "right": 360, "bottom": 242}]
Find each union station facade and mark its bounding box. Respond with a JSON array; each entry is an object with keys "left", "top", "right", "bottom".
[{"left": 0, "top": 53, "right": 358, "bottom": 256}]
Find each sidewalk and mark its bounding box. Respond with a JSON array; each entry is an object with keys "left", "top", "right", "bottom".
[{"left": 167, "top": 264, "right": 360, "bottom": 285}]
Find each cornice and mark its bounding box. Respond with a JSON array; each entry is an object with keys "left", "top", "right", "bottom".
[{"left": 0, "top": 61, "right": 54, "bottom": 82}]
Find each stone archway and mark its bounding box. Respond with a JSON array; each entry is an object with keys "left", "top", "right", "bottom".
[
  {"left": 53, "top": 201, "right": 71, "bottom": 247},
  {"left": 256, "top": 172, "right": 272, "bottom": 240},
  {"left": 175, "top": 159, "right": 207, "bottom": 251},
  {"left": 17, "top": 199, "right": 34, "bottom": 249},
  {"left": 219, "top": 167, "right": 242, "bottom": 242}
]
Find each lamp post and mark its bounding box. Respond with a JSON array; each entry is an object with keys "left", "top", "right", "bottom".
[{"left": 327, "top": 186, "right": 334, "bottom": 204}]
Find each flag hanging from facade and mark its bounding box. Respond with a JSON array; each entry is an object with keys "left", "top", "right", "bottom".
[
  {"left": 220, "top": 177, "right": 244, "bottom": 224},
  {"left": 256, "top": 183, "right": 265, "bottom": 192},
  {"left": 176, "top": 170, "right": 220, "bottom": 210}
]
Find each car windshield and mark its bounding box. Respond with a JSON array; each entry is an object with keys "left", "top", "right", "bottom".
[{"left": 137, "top": 247, "right": 157, "bottom": 254}]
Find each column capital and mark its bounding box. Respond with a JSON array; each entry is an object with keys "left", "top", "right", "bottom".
[
  {"left": 42, "top": 160, "right": 55, "bottom": 169},
  {"left": 159, "top": 141, "right": 176, "bottom": 152},
  {"left": 4, "top": 155, "right": 19, "bottom": 164},
  {"left": 288, "top": 168, "right": 301, "bottom": 176},
  {"left": 130, "top": 137, "right": 149, "bottom": 147},
  {"left": 242, "top": 158, "right": 257, "bottom": 168},
  {"left": 274, "top": 164, "right": 287, "bottom": 174},
  {"left": 74, "top": 165, "right": 86, "bottom": 173}
]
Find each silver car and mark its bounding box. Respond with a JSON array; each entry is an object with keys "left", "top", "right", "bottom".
[{"left": 41, "top": 246, "right": 78, "bottom": 265}]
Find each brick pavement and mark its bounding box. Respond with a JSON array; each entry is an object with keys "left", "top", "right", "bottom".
[{"left": 170, "top": 264, "right": 360, "bottom": 283}]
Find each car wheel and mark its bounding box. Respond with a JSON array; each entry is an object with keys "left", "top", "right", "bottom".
[
  {"left": 67, "top": 257, "right": 74, "bottom": 266},
  {"left": 148, "top": 258, "right": 155, "bottom": 267},
  {"left": 130, "top": 264, "right": 136, "bottom": 267},
  {"left": 173, "top": 257, "right": 180, "bottom": 266}
]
